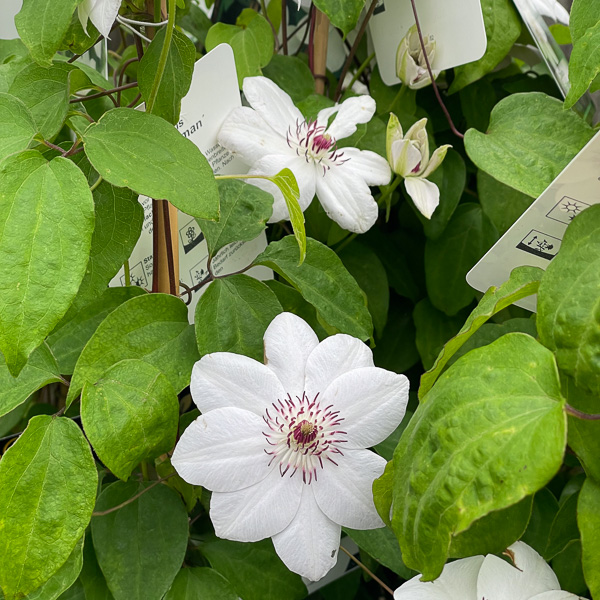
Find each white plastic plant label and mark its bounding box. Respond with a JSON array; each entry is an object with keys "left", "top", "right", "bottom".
[
  {"left": 467, "top": 129, "right": 600, "bottom": 312},
  {"left": 369, "top": 0, "right": 487, "bottom": 87},
  {"left": 110, "top": 44, "right": 272, "bottom": 321}
]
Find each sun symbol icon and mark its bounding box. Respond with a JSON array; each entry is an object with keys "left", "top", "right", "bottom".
[{"left": 560, "top": 200, "right": 582, "bottom": 220}]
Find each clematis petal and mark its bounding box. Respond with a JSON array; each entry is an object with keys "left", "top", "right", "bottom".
[
  {"left": 312, "top": 448, "right": 385, "bottom": 529},
  {"left": 81, "top": 0, "right": 121, "bottom": 38},
  {"left": 304, "top": 334, "right": 374, "bottom": 399},
  {"left": 337, "top": 147, "right": 391, "bottom": 186},
  {"left": 391, "top": 139, "right": 422, "bottom": 177},
  {"left": 315, "top": 167, "right": 378, "bottom": 234},
  {"left": 217, "top": 106, "right": 289, "bottom": 165},
  {"left": 420, "top": 144, "right": 451, "bottom": 179},
  {"left": 272, "top": 484, "right": 341, "bottom": 581},
  {"left": 171, "top": 407, "right": 270, "bottom": 492},
  {"left": 404, "top": 176, "right": 441, "bottom": 219},
  {"left": 210, "top": 466, "right": 303, "bottom": 542},
  {"left": 532, "top": 593, "right": 585, "bottom": 600},
  {"left": 325, "top": 95, "right": 376, "bottom": 141},
  {"left": 319, "top": 367, "right": 409, "bottom": 448},
  {"left": 264, "top": 312, "right": 319, "bottom": 396},
  {"left": 243, "top": 76, "right": 304, "bottom": 137},
  {"left": 477, "top": 542, "right": 560, "bottom": 600},
  {"left": 190, "top": 353, "right": 286, "bottom": 416},
  {"left": 394, "top": 555, "right": 484, "bottom": 600},
  {"left": 247, "top": 154, "right": 316, "bottom": 223}
]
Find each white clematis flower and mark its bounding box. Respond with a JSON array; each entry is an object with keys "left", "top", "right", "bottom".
[
  {"left": 218, "top": 76, "right": 392, "bottom": 234},
  {"left": 172, "top": 312, "right": 409, "bottom": 581},
  {"left": 394, "top": 541, "right": 584, "bottom": 600},
  {"left": 396, "top": 24, "right": 439, "bottom": 90},
  {"left": 386, "top": 114, "right": 450, "bottom": 219},
  {"left": 78, "top": 0, "right": 122, "bottom": 38}
]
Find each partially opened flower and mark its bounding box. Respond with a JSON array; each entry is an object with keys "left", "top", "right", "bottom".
[
  {"left": 386, "top": 114, "right": 451, "bottom": 218},
  {"left": 396, "top": 24, "right": 439, "bottom": 90},
  {"left": 394, "top": 541, "right": 584, "bottom": 599},
  {"left": 78, "top": 0, "right": 121, "bottom": 38},
  {"left": 172, "top": 312, "right": 409, "bottom": 581},
  {"left": 218, "top": 76, "right": 391, "bottom": 234}
]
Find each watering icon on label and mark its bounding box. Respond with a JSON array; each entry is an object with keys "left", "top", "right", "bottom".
[
  {"left": 516, "top": 230, "right": 561, "bottom": 260},
  {"left": 546, "top": 196, "right": 590, "bottom": 225}
]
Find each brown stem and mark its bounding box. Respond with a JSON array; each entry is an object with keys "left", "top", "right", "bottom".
[
  {"left": 162, "top": 201, "right": 177, "bottom": 295},
  {"left": 92, "top": 474, "right": 176, "bottom": 516},
  {"left": 151, "top": 200, "right": 161, "bottom": 293},
  {"left": 333, "top": 0, "right": 378, "bottom": 102},
  {"left": 69, "top": 81, "right": 138, "bottom": 103},
  {"left": 67, "top": 35, "right": 104, "bottom": 63},
  {"left": 64, "top": 139, "right": 81, "bottom": 157},
  {"left": 40, "top": 140, "right": 67, "bottom": 155},
  {"left": 408, "top": 0, "right": 464, "bottom": 139},
  {"left": 566, "top": 404, "right": 600, "bottom": 421},
  {"left": 281, "top": 0, "right": 288, "bottom": 55},
  {"left": 339, "top": 546, "right": 395, "bottom": 596}
]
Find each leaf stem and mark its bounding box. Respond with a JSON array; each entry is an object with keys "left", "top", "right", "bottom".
[
  {"left": 69, "top": 81, "right": 138, "bottom": 104},
  {"left": 339, "top": 545, "right": 395, "bottom": 597},
  {"left": 346, "top": 51, "right": 376, "bottom": 93},
  {"left": 124, "top": 259, "right": 131, "bottom": 286},
  {"left": 90, "top": 175, "right": 103, "bottom": 193},
  {"left": 146, "top": 0, "right": 177, "bottom": 114},
  {"left": 565, "top": 404, "right": 600, "bottom": 421}
]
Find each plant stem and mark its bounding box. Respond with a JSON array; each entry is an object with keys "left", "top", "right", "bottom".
[
  {"left": 565, "top": 404, "right": 600, "bottom": 421},
  {"left": 339, "top": 546, "right": 394, "bottom": 597},
  {"left": 141, "top": 460, "right": 149, "bottom": 480},
  {"left": 162, "top": 201, "right": 177, "bottom": 295},
  {"left": 70, "top": 81, "right": 138, "bottom": 104},
  {"left": 90, "top": 176, "right": 103, "bottom": 193},
  {"left": 40, "top": 140, "right": 67, "bottom": 155},
  {"left": 346, "top": 51, "right": 376, "bottom": 93},
  {"left": 281, "top": 0, "right": 288, "bottom": 55},
  {"left": 146, "top": 0, "right": 176, "bottom": 114},
  {"left": 377, "top": 175, "right": 402, "bottom": 220},
  {"left": 124, "top": 260, "right": 131, "bottom": 286}
]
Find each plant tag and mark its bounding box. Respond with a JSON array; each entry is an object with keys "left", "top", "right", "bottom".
[
  {"left": 110, "top": 44, "right": 272, "bottom": 321},
  {"left": 369, "top": 0, "right": 487, "bottom": 87},
  {"left": 467, "top": 129, "right": 600, "bottom": 311}
]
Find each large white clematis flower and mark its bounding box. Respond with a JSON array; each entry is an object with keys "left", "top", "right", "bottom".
[
  {"left": 396, "top": 24, "right": 439, "bottom": 90},
  {"left": 218, "top": 77, "right": 392, "bottom": 234},
  {"left": 386, "top": 114, "right": 451, "bottom": 219},
  {"left": 394, "top": 541, "right": 584, "bottom": 600},
  {"left": 78, "top": 0, "right": 122, "bottom": 38},
  {"left": 172, "top": 312, "right": 409, "bottom": 581}
]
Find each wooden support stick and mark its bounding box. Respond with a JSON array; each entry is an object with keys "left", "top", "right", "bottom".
[{"left": 313, "top": 9, "right": 330, "bottom": 95}]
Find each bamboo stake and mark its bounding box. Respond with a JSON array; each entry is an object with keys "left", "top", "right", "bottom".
[{"left": 312, "top": 9, "right": 330, "bottom": 95}]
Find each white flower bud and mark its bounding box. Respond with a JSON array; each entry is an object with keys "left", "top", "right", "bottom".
[{"left": 396, "top": 24, "right": 439, "bottom": 90}]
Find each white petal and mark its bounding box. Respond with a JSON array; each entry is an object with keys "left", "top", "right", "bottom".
[
  {"left": 338, "top": 147, "right": 391, "bottom": 186},
  {"left": 88, "top": 0, "right": 121, "bottom": 38},
  {"left": 404, "top": 177, "right": 440, "bottom": 219},
  {"left": 243, "top": 76, "right": 304, "bottom": 137},
  {"left": 316, "top": 105, "right": 339, "bottom": 131},
  {"left": 394, "top": 555, "right": 484, "bottom": 600},
  {"left": 304, "top": 334, "right": 374, "bottom": 399},
  {"left": 391, "top": 139, "right": 423, "bottom": 176},
  {"left": 190, "top": 353, "right": 286, "bottom": 416},
  {"left": 247, "top": 154, "right": 316, "bottom": 223},
  {"left": 272, "top": 484, "right": 341, "bottom": 581},
  {"left": 315, "top": 167, "right": 378, "bottom": 234},
  {"left": 210, "top": 466, "right": 303, "bottom": 542},
  {"left": 77, "top": 0, "right": 95, "bottom": 32},
  {"left": 217, "top": 106, "right": 288, "bottom": 165},
  {"left": 319, "top": 367, "right": 409, "bottom": 448},
  {"left": 171, "top": 407, "right": 270, "bottom": 492},
  {"left": 421, "top": 144, "right": 451, "bottom": 179},
  {"left": 326, "top": 95, "right": 376, "bottom": 141},
  {"left": 264, "top": 313, "right": 319, "bottom": 396},
  {"left": 477, "top": 542, "right": 560, "bottom": 600},
  {"left": 532, "top": 593, "right": 584, "bottom": 600},
  {"left": 312, "top": 448, "right": 385, "bottom": 529}
]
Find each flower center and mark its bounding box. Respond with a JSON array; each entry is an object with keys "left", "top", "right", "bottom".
[
  {"left": 287, "top": 120, "right": 349, "bottom": 176},
  {"left": 263, "top": 392, "right": 347, "bottom": 484}
]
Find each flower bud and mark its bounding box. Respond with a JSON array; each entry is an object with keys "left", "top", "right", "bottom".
[{"left": 396, "top": 24, "right": 438, "bottom": 89}]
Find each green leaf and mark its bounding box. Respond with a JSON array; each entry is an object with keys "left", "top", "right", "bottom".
[
  {"left": 0, "top": 416, "right": 97, "bottom": 600},
  {"left": 570, "top": 0, "right": 600, "bottom": 43},
  {"left": 205, "top": 9, "right": 274, "bottom": 87},
  {"left": 373, "top": 304, "right": 419, "bottom": 374},
  {"left": 9, "top": 63, "right": 71, "bottom": 140},
  {"left": 0, "top": 151, "right": 94, "bottom": 376},
  {"left": 420, "top": 265, "right": 543, "bottom": 399},
  {"left": 392, "top": 333, "right": 567, "bottom": 579},
  {"left": 0, "top": 92, "right": 37, "bottom": 161},
  {"left": 67, "top": 294, "right": 198, "bottom": 405},
  {"left": 0, "top": 343, "right": 62, "bottom": 418},
  {"left": 312, "top": 0, "right": 365, "bottom": 36},
  {"left": 551, "top": 541, "right": 588, "bottom": 597},
  {"left": 477, "top": 170, "right": 534, "bottom": 235},
  {"left": 82, "top": 108, "right": 219, "bottom": 220},
  {"left": 263, "top": 54, "right": 315, "bottom": 103},
  {"left": 195, "top": 275, "right": 282, "bottom": 361},
  {"left": 537, "top": 205, "right": 600, "bottom": 397},
  {"left": 79, "top": 533, "right": 114, "bottom": 600},
  {"left": 425, "top": 203, "right": 498, "bottom": 316},
  {"left": 91, "top": 481, "right": 189, "bottom": 600},
  {"left": 449, "top": 0, "right": 521, "bottom": 93},
  {"left": 59, "top": 13, "right": 99, "bottom": 56},
  {"left": 24, "top": 537, "right": 84, "bottom": 600},
  {"left": 266, "top": 169, "right": 305, "bottom": 265},
  {"left": 82, "top": 360, "right": 179, "bottom": 481},
  {"left": 138, "top": 27, "right": 196, "bottom": 124},
  {"left": 48, "top": 287, "right": 146, "bottom": 375},
  {"left": 373, "top": 459, "right": 394, "bottom": 528},
  {"left": 565, "top": 20, "right": 600, "bottom": 108},
  {"left": 15, "top": 0, "right": 83, "bottom": 65},
  {"left": 344, "top": 528, "right": 413, "bottom": 579},
  {"left": 465, "top": 93, "right": 594, "bottom": 198},
  {"left": 521, "top": 488, "right": 560, "bottom": 555},
  {"left": 544, "top": 490, "right": 580, "bottom": 560},
  {"left": 448, "top": 496, "right": 533, "bottom": 558},
  {"left": 578, "top": 478, "right": 600, "bottom": 598},
  {"left": 0, "top": 55, "right": 33, "bottom": 94},
  {"left": 197, "top": 179, "right": 273, "bottom": 257},
  {"left": 163, "top": 568, "right": 237, "bottom": 600},
  {"left": 253, "top": 236, "right": 373, "bottom": 340},
  {"left": 200, "top": 538, "right": 307, "bottom": 600}
]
